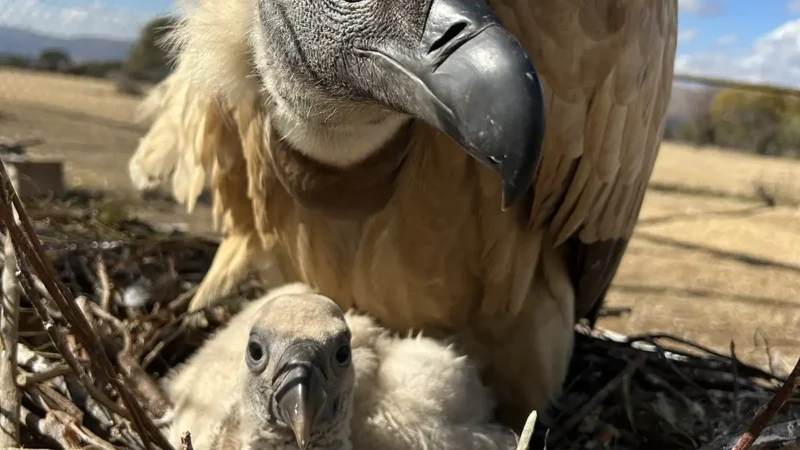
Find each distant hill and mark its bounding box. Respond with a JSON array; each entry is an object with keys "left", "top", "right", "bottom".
[{"left": 0, "top": 26, "right": 133, "bottom": 62}]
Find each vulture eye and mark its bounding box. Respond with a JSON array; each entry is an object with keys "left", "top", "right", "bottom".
[
  {"left": 246, "top": 336, "right": 269, "bottom": 373},
  {"left": 334, "top": 344, "right": 351, "bottom": 366}
]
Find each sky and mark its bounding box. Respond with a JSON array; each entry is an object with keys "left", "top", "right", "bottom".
[{"left": 2, "top": 0, "right": 800, "bottom": 87}]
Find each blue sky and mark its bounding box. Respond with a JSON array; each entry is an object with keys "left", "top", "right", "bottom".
[
  {"left": 3, "top": 0, "right": 800, "bottom": 86},
  {"left": 676, "top": 0, "right": 800, "bottom": 87},
  {"left": 679, "top": 0, "right": 790, "bottom": 55}
]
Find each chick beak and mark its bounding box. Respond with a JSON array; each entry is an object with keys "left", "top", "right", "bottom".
[{"left": 275, "top": 365, "right": 327, "bottom": 449}]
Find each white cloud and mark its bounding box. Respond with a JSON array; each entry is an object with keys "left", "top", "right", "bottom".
[
  {"left": 0, "top": 0, "right": 164, "bottom": 40},
  {"left": 679, "top": 0, "right": 726, "bottom": 16},
  {"left": 676, "top": 18, "right": 800, "bottom": 88},
  {"left": 679, "top": 29, "right": 698, "bottom": 42},
  {"left": 716, "top": 33, "right": 738, "bottom": 46}
]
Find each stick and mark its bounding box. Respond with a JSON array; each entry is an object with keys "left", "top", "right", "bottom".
[
  {"left": 16, "top": 364, "right": 72, "bottom": 387},
  {"left": 20, "top": 405, "right": 81, "bottom": 448},
  {"left": 118, "top": 353, "right": 171, "bottom": 419},
  {"left": 96, "top": 258, "right": 112, "bottom": 312},
  {"left": 731, "top": 341, "right": 741, "bottom": 422},
  {"left": 180, "top": 431, "right": 194, "bottom": 450},
  {"left": 0, "top": 172, "right": 22, "bottom": 447},
  {"left": 23, "top": 380, "right": 85, "bottom": 423},
  {"left": 0, "top": 159, "right": 173, "bottom": 450},
  {"left": 516, "top": 411, "right": 537, "bottom": 450},
  {"left": 731, "top": 357, "right": 800, "bottom": 450},
  {"left": 549, "top": 353, "right": 647, "bottom": 443}
]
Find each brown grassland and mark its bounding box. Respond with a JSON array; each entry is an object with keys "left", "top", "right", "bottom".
[{"left": 1, "top": 67, "right": 798, "bottom": 378}]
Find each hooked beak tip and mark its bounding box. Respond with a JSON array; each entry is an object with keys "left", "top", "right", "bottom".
[
  {"left": 291, "top": 419, "right": 311, "bottom": 450},
  {"left": 274, "top": 364, "right": 326, "bottom": 449}
]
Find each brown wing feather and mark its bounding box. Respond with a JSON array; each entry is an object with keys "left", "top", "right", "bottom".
[{"left": 491, "top": 0, "right": 678, "bottom": 319}]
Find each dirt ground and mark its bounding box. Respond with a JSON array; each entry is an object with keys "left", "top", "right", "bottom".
[{"left": 1, "top": 68, "right": 798, "bottom": 378}]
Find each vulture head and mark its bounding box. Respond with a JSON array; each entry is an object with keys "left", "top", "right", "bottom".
[
  {"left": 236, "top": 0, "right": 547, "bottom": 208},
  {"left": 242, "top": 292, "right": 355, "bottom": 449}
]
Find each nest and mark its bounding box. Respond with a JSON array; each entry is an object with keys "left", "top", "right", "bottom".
[{"left": 0, "top": 166, "right": 797, "bottom": 450}]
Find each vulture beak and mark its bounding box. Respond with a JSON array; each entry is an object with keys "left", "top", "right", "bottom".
[
  {"left": 358, "top": 0, "right": 546, "bottom": 209},
  {"left": 273, "top": 344, "right": 328, "bottom": 449}
]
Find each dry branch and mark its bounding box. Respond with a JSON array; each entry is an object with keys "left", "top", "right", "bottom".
[
  {"left": 0, "top": 170, "right": 22, "bottom": 446},
  {"left": 0, "top": 158, "right": 174, "bottom": 450},
  {"left": 20, "top": 405, "right": 80, "bottom": 448},
  {"left": 549, "top": 353, "right": 647, "bottom": 443},
  {"left": 732, "top": 357, "right": 800, "bottom": 450},
  {"left": 180, "top": 431, "right": 194, "bottom": 450}
]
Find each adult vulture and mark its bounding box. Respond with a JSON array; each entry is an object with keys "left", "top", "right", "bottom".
[{"left": 129, "top": 0, "right": 678, "bottom": 431}]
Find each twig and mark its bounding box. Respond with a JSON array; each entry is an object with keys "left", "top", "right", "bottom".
[
  {"left": 753, "top": 329, "right": 777, "bottom": 378},
  {"left": 166, "top": 286, "right": 198, "bottom": 312},
  {"left": 96, "top": 258, "right": 112, "bottom": 311},
  {"left": 731, "top": 357, "right": 800, "bottom": 450},
  {"left": 89, "top": 302, "right": 132, "bottom": 354},
  {"left": 20, "top": 405, "right": 81, "bottom": 448},
  {"left": 16, "top": 364, "right": 72, "bottom": 387},
  {"left": 0, "top": 159, "right": 173, "bottom": 450},
  {"left": 16, "top": 346, "right": 116, "bottom": 438},
  {"left": 0, "top": 174, "right": 22, "bottom": 447},
  {"left": 731, "top": 341, "right": 741, "bottom": 422},
  {"left": 118, "top": 353, "right": 171, "bottom": 419},
  {"left": 23, "top": 380, "right": 85, "bottom": 422},
  {"left": 75, "top": 295, "right": 98, "bottom": 335},
  {"left": 516, "top": 411, "right": 537, "bottom": 450},
  {"left": 50, "top": 409, "right": 117, "bottom": 450},
  {"left": 549, "top": 353, "right": 647, "bottom": 443},
  {"left": 180, "top": 431, "right": 194, "bottom": 450},
  {"left": 141, "top": 324, "right": 184, "bottom": 369}
]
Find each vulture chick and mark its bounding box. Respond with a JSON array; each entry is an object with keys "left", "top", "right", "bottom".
[
  {"left": 165, "top": 282, "right": 520, "bottom": 450},
  {"left": 132, "top": 0, "right": 678, "bottom": 430}
]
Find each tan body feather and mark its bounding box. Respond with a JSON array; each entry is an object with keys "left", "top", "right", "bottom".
[{"left": 130, "top": 0, "right": 678, "bottom": 429}]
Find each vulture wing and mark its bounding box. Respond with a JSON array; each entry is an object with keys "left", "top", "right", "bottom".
[
  {"left": 490, "top": 0, "right": 678, "bottom": 320},
  {"left": 129, "top": 66, "right": 292, "bottom": 304}
]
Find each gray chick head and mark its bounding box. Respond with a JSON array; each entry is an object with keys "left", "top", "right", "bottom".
[{"left": 242, "top": 292, "right": 355, "bottom": 449}]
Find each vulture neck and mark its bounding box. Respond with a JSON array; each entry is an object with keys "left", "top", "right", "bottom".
[{"left": 266, "top": 119, "right": 414, "bottom": 220}]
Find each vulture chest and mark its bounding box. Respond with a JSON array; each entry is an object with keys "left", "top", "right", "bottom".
[{"left": 263, "top": 124, "right": 496, "bottom": 334}]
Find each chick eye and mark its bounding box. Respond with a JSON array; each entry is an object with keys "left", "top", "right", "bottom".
[
  {"left": 248, "top": 341, "right": 264, "bottom": 362},
  {"left": 335, "top": 344, "right": 351, "bottom": 365},
  {"left": 246, "top": 336, "right": 269, "bottom": 373}
]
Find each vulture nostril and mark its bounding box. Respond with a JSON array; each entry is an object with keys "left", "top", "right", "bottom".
[{"left": 428, "top": 22, "right": 468, "bottom": 54}]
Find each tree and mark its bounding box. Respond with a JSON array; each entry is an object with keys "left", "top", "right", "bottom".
[
  {"left": 669, "top": 86, "right": 717, "bottom": 146},
  {"left": 711, "top": 88, "right": 800, "bottom": 156},
  {"left": 123, "top": 15, "right": 179, "bottom": 81},
  {"left": 0, "top": 55, "right": 33, "bottom": 69},
  {"left": 37, "top": 49, "right": 71, "bottom": 72}
]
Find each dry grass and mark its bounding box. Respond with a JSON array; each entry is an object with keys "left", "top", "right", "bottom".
[
  {"left": 0, "top": 68, "right": 217, "bottom": 238},
  {"left": 0, "top": 68, "right": 798, "bottom": 385},
  {"left": 605, "top": 144, "right": 800, "bottom": 379},
  {"left": 649, "top": 142, "right": 800, "bottom": 205}
]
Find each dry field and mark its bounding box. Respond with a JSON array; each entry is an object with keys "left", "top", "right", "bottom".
[{"left": 1, "top": 68, "right": 799, "bottom": 377}]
